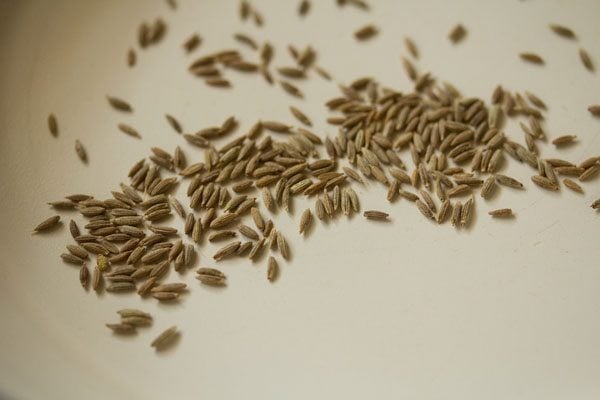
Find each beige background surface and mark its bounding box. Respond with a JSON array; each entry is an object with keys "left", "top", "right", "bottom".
[{"left": 1, "top": 0, "right": 600, "bottom": 399}]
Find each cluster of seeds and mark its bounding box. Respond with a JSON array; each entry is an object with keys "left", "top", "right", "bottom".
[{"left": 37, "top": 1, "right": 600, "bottom": 352}]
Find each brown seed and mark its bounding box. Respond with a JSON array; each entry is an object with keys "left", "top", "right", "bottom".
[
  {"left": 480, "top": 176, "right": 496, "bottom": 199},
  {"left": 531, "top": 175, "right": 559, "bottom": 191},
  {"left": 549, "top": 24, "right": 576, "bottom": 39},
  {"left": 213, "top": 241, "right": 241, "bottom": 261},
  {"left": 261, "top": 188, "right": 275, "bottom": 211},
  {"left": 495, "top": 174, "right": 524, "bottom": 189},
  {"left": 525, "top": 91, "right": 547, "bottom": 110},
  {"left": 127, "top": 48, "right": 136, "bottom": 67},
  {"left": 210, "top": 212, "right": 239, "bottom": 229},
  {"left": 451, "top": 202, "right": 462, "bottom": 227},
  {"left": 404, "top": 37, "right": 419, "bottom": 59},
  {"left": 137, "top": 277, "right": 157, "bottom": 296},
  {"left": 448, "top": 24, "right": 467, "bottom": 43},
  {"left": 251, "top": 207, "right": 265, "bottom": 231},
  {"left": 591, "top": 198, "right": 600, "bottom": 209},
  {"left": 552, "top": 135, "right": 577, "bottom": 146},
  {"left": 239, "top": 224, "right": 260, "bottom": 240},
  {"left": 415, "top": 200, "right": 435, "bottom": 221},
  {"left": 121, "top": 316, "right": 152, "bottom": 326},
  {"left": 279, "top": 80, "right": 303, "bottom": 98},
  {"left": 488, "top": 208, "right": 513, "bottom": 218},
  {"left": 61, "top": 253, "right": 84, "bottom": 265},
  {"left": 276, "top": 232, "right": 290, "bottom": 260},
  {"left": 354, "top": 24, "right": 378, "bottom": 41},
  {"left": 118, "top": 123, "right": 142, "bottom": 138},
  {"left": 106, "top": 282, "right": 136, "bottom": 292},
  {"left": 33, "top": 215, "right": 60, "bottom": 233},
  {"left": 314, "top": 66, "right": 332, "bottom": 81},
  {"left": 401, "top": 57, "right": 418, "bottom": 81},
  {"left": 48, "top": 113, "right": 58, "bottom": 136},
  {"left": 106, "top": 323, "right": 136, "bottom": 334},
  {"left": 152, "top": 292, "right": 179, "bottom": 301},
  {"left": 79, "top": 264, "right": 90, "bottom": 288},
  {"left": 563, "top": 178, "right": 583, "bottom": 193},
  {"left": 261, "top": 120, "right": 291, "bottom": 133},
  {"left": 461, "top": 197, "right": 474, "bottom": 227},
  {"left": 74, "top": 140, "right": 87, "bottom": 163},
  {"left": 363, "top": 210, "right": 390, "bottom": 221},
  {"left": 298, "top": 0, "right": 310, "bottom": 16},
  {"left": 107, "top": 96, "right": 133, "bottom": 112},
  {"left": 267, "top": 256, "right": 279, "bottom": 282},
  {"left": 289, "top": 106, "right": 312, "bottom": 126},
  {"left": 183, "top": 33, "right": 201, "bottom": 53},
  {"left": 206, "top": 77, "right": 231, "bottom": 87},
  {"left": 151, "top": 283, "right": 187, "bottom": 293},
  {"left": 196, "top": 267, "right": 226, "bottom": 286},
  {"left": 299, "top": 208, "right": 312, "bottom": 234},
  {"left": 520, "top": 52, "right": 544, "bottom": 65},
  {"left": 67, "top": 244, "right": 88, "bottom": 260},
  {"left": 589, "top": 105, "right": 600, "bottom": 116},
  {"left": 151, "top": 326, "right": 178, "bottom": 350},
  {"left": 579, "top": 48, "right": 594, "bottom": 72},
  {"left": 437, "top": 199, "right": 451, "bottom": 223},
  {"left": 165, "top": 114, "right": 182, "bottom": 134},
  {"left": 579, "top": 164, "right": 600, "bottom": 181}
]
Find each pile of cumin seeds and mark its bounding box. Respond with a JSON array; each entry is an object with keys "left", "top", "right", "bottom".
[{"left": 37, "top": 1, "right": 600, "bottom": 353}]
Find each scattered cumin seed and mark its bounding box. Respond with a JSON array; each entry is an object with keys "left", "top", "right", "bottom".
[
  {"left": 563, "top": 178, "right": 583, "bottom": 193},
  {"left": 106, "top": 96, "right": 133, "bottom": 112},
  {"left": 520, "top": 52, "right": 544, "bottom": 65},
  {"left": 404, "top": 37, "right": 419, "bottom": 59},
  {"left": 197, "top": 268, "right": 226, "bottom": 285},
  {"left": 579, "top": 48, "right": 594, "bottom": 72},
  {"left": 151, "top": 326, "right": 178, "bottom": 350},
  {"left": 552, "top": 135, "right": 577, "bottom": 146},
  {"left": 314, "top": 65, "right": 332, "bottom": 80},
  {"left": 48, "top": 113, "right": 58, "bottom": 136},
  {"left": 205, "top": 77, "right": 231, "bottom": 87},
  {"left": 415, "top": 200, "right": 435, "bottom": 221},
  {"left": 34, "top": 215, "right": 60, "bottom": 233},
  {"left": 448, "top": 24, "right": 466, "bottom": 44},
  {"left": 531, "top": 175, "right": 559, "bottom": 190},
  {"left": 127, "top": 49, "right": 136, "bottom": 67},
  {"left": 106, "top": 323, "right": 135, "bottom": 334},
  {"left": 183, "top": 34, "right": 201, "bottom": 53},
  {"left": 354, "top": 24, "right": 378, "bottom": 41},
  {"left": 79, "top": 265, "right": 90, "bottom": 289},
  {"left": 279, "top": 80, "right": 303, "bottom": 98},
  {"left": 451, "top": 202, "right": 462, "bottom": 227},
  {"left": 495, "top": 174, "right": 524, "bottom": 189},
  {"left": 461, "top": 197, "right": 474, "bottom": 227},
  {"left": 276, "top": 232, "right": 290, "bottom": 260},
  {"left": 75, "top": 140, "right": 87, "bottom": 163},
  {"left": 298, "top": 0, "right": 310, "bottom": 16},
  {"left": 289, "top": 106, "right": 312, "bottom": 126},
  {"left": 591, "top": 198, "right": 600, "bottom": 209},
  {"left": 525, "top": 91, "right": 547, "bottom": 110},
  {"left": 549, "top": 24, "right": 576, "bottom": 39},
  {"left": 363, "top": 210, "right": 390, "bottom": 221},
  {"left": 252, "top": 10, "right": 264, "bottom": 27},
  {"left": 488, "top": 208, "right": 513, "bottom": 218},
  {"left": 589, "top": 105, "right": 600, "bottom": 116},
  {"left": 267, "top": 256, "right": 279, "bottom": 282},
  {"left": 118, "top": 123, "right": 141, "bottom": 138},
  {"left": 579, "top": 164, "right": 600, "bottom": 181}
]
